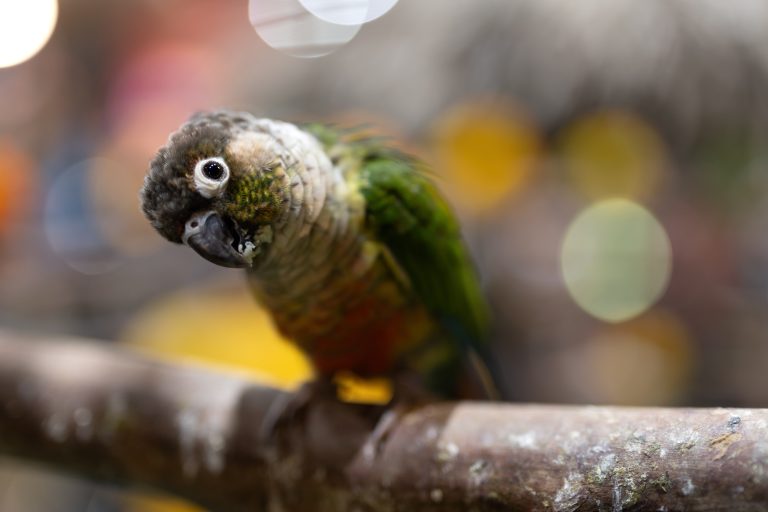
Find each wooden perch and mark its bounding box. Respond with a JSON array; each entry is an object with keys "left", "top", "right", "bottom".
[{"left": 0, "top": 331, "right": 766, "bottom": 511}]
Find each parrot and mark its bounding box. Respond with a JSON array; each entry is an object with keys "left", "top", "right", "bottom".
[{"left": 140, "top": 110, "right": 500, "bottom": 402}]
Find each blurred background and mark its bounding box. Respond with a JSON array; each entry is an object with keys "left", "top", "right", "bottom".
[{"left": 2, "top": 0, "right": 768, "bottom": 509}]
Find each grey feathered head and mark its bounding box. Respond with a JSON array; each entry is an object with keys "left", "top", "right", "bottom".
[{"left": 140, "top": 111, "right": 288, "bottom": 268}]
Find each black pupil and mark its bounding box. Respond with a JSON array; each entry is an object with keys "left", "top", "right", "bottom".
[{"left": 202, "top": 160, "right": 224, "bottom": 180}]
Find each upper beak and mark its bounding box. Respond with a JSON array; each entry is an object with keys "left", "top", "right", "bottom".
[{"left": 182, "top": 210, "right": 248, "bottom": 268}]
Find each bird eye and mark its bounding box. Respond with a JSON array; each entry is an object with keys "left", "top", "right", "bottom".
[
  {"left": 193, "top": 157, "right": 230, "bottom": 198},
  {"left": 202, "top": 160, "right": 224, "bottom": 180}
]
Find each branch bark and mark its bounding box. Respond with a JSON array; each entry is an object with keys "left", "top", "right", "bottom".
[{"left": 0, "top": 331, "right": 766, "bottom": 511}]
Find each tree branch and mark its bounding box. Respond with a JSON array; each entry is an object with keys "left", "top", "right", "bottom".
[{"left": 0, "top": 330, "right": 766, "bottom": 511}]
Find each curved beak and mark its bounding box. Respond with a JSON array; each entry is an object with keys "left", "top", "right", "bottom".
[{"left": 182, "top": 210, "right": 248, "bottom": 268}]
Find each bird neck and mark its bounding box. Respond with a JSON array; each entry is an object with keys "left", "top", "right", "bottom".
[{"left": 245, "top": 121, "right": 368, "bottom": 308}]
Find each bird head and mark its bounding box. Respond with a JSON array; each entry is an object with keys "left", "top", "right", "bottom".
[{"left": 140, "top": 111, "right": 292, "bottom": 268}]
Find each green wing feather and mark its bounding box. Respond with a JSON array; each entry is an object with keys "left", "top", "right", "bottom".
[
  {"left": 305, "top": 124, "right": 501, "bottom": 398},
  {"left": 360, "top": 155, "right": 501, "bottom": 398},
  {"left": 359, "top": 157, "right": 487, "bottom": 335}
]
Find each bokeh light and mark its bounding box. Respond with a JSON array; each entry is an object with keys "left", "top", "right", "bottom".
[
  {"left": 560, "top": 198, "right": 672, "bottom": 322},
  {"left": 0, "top": 0, "right": 58, "bottom": 68},
  {"left": 570, "top": 310, "right": 692, "bottom": 405},
  {"left": 124, "top": 286, "right": 392, "bottom": 404},
  {"left": 299, "top": 0, "right": 398, "bottom": 25},
  {"left": 123, "top": 286, "right": 312, "bottom": 390},
  {"left": 431, "top": 100, "right": 541, "bottom": 214},
  {"left": 44, "top": 158, "right": 124, "bottom": 275},
  {"left": 0, "top": 140, "right": 35, "bottom": 237},
  {"left": 249, "top": 0, "right": 361, "bottom": 58},
  {"left": 559, "top": 110, "right": 666, "bottom": 200}
]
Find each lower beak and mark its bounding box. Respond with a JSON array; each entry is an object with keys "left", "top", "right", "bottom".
[{"left": 182, "top": 210, "right": 248, "bottom": 268}]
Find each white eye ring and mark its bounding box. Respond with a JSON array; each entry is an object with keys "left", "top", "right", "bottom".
[{"left": 193, "top": 157, "right": 230, "bottom": 198}]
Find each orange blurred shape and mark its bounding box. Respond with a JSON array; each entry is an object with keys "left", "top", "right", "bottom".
[
  {"left": 577, "top": 309, "right": 693, "bottom": 405},
  {"left": 0, "top": 140, "right": 35, "bottom": 236},
  {"left": 430, "top": 99, "right": 541, "bottom": 214},
  {"left": 123, "top": 285, "right": 312, "bottom": 389},
  {"left": 559, "top": 110, "right": 666, "bottom": 200}
]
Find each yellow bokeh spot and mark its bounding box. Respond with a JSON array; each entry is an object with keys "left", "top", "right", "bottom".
[
  {"left": 559, "top": 110, "right": 666, "bottom": 200},
  {"left": 431, "top": 100, "right": 541, "bottom": 214},
  {"left": 561, "top": 198, "right": 672, "bottom": 322},
  {"left": 579, "top": 310, "right": 693, "bottom": 405},
  {"left": 123, "top": 284, "right": 395, "bottom": 402},
  {"left": 123, "top": 285, "right": 312, "bottom": 389}
]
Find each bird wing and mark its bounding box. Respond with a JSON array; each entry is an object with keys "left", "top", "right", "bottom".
[{"left": 358, "top": 149, "right": 501, "bottom": 399}]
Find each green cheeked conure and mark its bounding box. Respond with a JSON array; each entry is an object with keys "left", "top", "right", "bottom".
[{"left": 140, "top": 111, "right": 500, "bottom": 400}]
